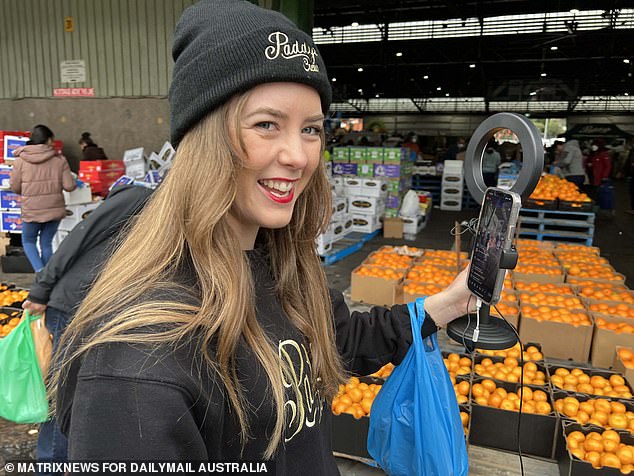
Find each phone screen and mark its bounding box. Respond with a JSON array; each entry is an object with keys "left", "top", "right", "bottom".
[{"left": 468, "top": 189, "right": 517, "bottom": 304}]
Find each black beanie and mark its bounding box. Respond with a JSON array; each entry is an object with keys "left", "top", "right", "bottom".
[{"left": 169, "top": 0, "right": 332, "bottom": 147}]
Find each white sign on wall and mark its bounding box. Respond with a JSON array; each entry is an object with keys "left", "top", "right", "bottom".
[{"left": 60, "top": 60, "right": 86, "bottom": 83}]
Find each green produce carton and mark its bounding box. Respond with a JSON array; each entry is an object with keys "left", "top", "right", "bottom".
[
  {"left": 384, "top": 178, "right": 401, "bottom": 194},
  {"left": 356, "top": 163, "right": 374, "bottom": 178},
  {"left": 349, "top": 147, "right": 366, "bottom": 163},
  {"left": 383, "top": 147, "right": 404, "bottom": 163},
  {"left": 366, "top": 147, "right": 383, "bottom": 163},
  {"left": 332, "top": 147, "right": 349, "bottom": 162}
]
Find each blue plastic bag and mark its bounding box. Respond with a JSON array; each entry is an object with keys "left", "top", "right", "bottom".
[{"left": 367, "top": 298, "right": 469, "bottom": 476}]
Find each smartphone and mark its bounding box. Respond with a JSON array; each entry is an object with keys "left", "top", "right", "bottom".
[{"left": 468, "top": 187, "right": 521, "bottom": 305}]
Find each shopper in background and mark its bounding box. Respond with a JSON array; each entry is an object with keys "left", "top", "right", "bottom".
[
  {"left": 22, "top": 183, "right": 154, "bottom": 476},
  {"left": 10, "top": 125, "right": 76, "bottom": 272},
  {"left": 589, "top": 138, "right": 612, "bottom": 187},
  {"left": 482, "top": 140, "right": 502, "bottom": 187},
  {"left": 444, "top": 136, "right": 466, "bottom": 161},
  {"left": 553, "top": 139, "right": 585, "bottom": 187},
  {"left": 78, "top": 132, "right": 108, "bottom": 161},
  {"left": 625, "top": 145, "right": 634, "bottom": 215},
  {"left": 52, "top": 1, "right": 474, "bottom": 471}
]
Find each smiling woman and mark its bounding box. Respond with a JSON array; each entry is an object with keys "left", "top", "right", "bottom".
[
  {"left": 49, "top": 1, "right": 474, "bottom": 474},
  {"left": 227, "top": 83, "right": 324, "bottom": 245}
]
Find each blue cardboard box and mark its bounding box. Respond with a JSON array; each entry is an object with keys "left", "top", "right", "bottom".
[{"left": 0, "top": 190, "right": 21, "bottom": 209}]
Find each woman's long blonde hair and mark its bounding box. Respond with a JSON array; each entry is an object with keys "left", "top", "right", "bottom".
[{"left": 51, "top": 91, "right": 346, "bottom": 458}]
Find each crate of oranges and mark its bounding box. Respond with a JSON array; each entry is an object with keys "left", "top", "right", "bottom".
[
  {"left": 614, "top": 347, "right": 634, "bottom": 390},
  {"left": 514, "top": 263, "right": 565, "bottom": 284},
  {"left": 331, "top": 377, "right": 382, "bottom": 459},
  {"left": 469, "top": 377, "right": 558, "bottom": 458},
  {"left": 553, "top": 390, "right": 634, "bottom": 432},
  {"left": 516, "top": 238, "right": 555, "bottom": 251},
  {"left": 473, "top": 356, "right": 547, "bottom": 386},
  {"left": 0, "top": 288, "right": 29, "bottom": 308},
  {"left": 363, "top": 250, "right": 415, "bottom": 269},
  {"left": 351, "top": 264, "right": 405, "bottom": 306},
  {"left": 400, "top": 281, "right": 444, "bottom": 303},
  {"left": 591, "top": 314, "right": 634, "bottom": 369},
  {"left": 513, "top": 280, "right": 577, "bottom": 295},
  {"left": 518, "top": 291, "right": 585, "bottom": 310},
  {"left": 578, "top": 284, "right": 634, "bottom": 304},
  {"left": 459, "top": 404, "right": 471, "bottom": 440},
  {"left": 406, "top": 264, "right": 456, "bottom": 287},
  {"left": 565, "top": 263, "right": 626, "bottom": 283},
  {"left": 558, "top": 423, "right": 634, "bottom": 475},
  {"left": 586, "top": 301, "right": 634, "bottom": 320},
  {"left": 0, "top": 308, "right": 23, "bottom": 338},
  {"left": 477, "top": 342, "right": 544, "bottom": 362},
  {"left": 519, "top": 304, "right": 593, "bottom": 362},
  {"left": 376, "top": 245, "right": 425, "bottom": 257},
  {"left": 443, "top": 352, "right": 472, "bottom": 380},
  {"left": 549, "top": 365, "right": 633, "bottom": 399}
]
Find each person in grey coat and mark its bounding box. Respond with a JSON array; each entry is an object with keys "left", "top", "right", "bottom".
[{"left": 554, "top": 139, "right": 585, "bottom": 187}]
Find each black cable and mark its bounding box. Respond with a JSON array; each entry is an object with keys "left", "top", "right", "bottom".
[{"left": 494, "top": 304, "right": 525, "bottom": 476}]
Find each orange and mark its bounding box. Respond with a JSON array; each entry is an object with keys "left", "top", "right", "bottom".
[
  {"left": 535, "top": 401, "right": 551, "bottom": 415},
  {"left": 610, "top": 374, "right": 626, "bottom": 387},
  {"left": 611, "top": 401, "right": 627, "bottom": 414},
  {"left": 568, "top": 431, "right": 586, "bottom": 443},
  {"left": 332, "top": 401, "right": 349, "bottom": 415},
  {"left": 487, "top": 393, "right": 503, "bottom": 409},
  {"left": 499, "top": 399, "right": 515, "bottom": 411},
  {"left": 609, "top": 413, "right": 628, "bottom": 430},
  {"left": 460, "top": 411, "right": 469, "bottom": 427},
  {"left": 594, "top": 399, "right": 612, "bottom": 414},
  {"left": 570, "top": 448, "right": 585, "bottom": 461},
  {"left": 603, "top": 439, "right": 620, "bottom": 454},
  {"left": 348, "top": 387, "right": 363, "bottom": 403},
  {"left": 481, "top": 379, "right": 497, "bottom": 393},
  {"left": 617, "top": 447, "right": 633, "bottom": 466},
  {"left": 584, "top": 438, "right": 604, "bottom": 453},
  {"left": 457, "top": 381, "right": 470, "bottom": 396},
  {"left": 602, "top": 430, "right": 621, "bottom": 443},
  {"left": 585, "top": 451, "right": 601, "bottom": 468},
  {"left": 360, "top": 398, "right": 373, "bottom": 415},
  {"left": 601, "top": 453, "right": 622, "bottom": 469}
]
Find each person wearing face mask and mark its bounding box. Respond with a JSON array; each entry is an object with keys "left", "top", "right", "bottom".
[
  {"left": 51, "top": 1, "right": 474, "bottom": 472},
  {"left": 589, "top": 138, "right": 612, "bottom": 188},
  {"left": 553, "top": 139, "right": 585, "bottom": 187},
  {"left": 482, "top": 141, "right": 502, "bottom": 187},
  {"left": 444, "top": 137, "right": 466, "bottom": 161}
]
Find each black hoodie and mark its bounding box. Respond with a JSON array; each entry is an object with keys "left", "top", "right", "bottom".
[{"left": 57, "top": 248, "right": 437, "bottom": 474}]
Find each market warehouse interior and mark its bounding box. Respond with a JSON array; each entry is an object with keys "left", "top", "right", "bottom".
[{"left": 1, "top": 1, "right": 634, "bottom": 475}]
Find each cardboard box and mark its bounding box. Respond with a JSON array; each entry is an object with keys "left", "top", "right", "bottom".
[
  {"left": 400, "top": 214, "right": 426, "bottom": 237},
  {"left": 556, "top": 421, "right": 634, "bottom": 476},
  {"left": 613, "top": 346, "right": 634, "bottom": 389},
  {"left": 79, "top": 159, "right": 124, "bottom": 172},
  {"left": 3, "top": 135, "right": 29, "bottom": 163},
  {"left": 590, "top": 313, "right": 634, "bottom": 369},
  {"left": 383, "top": 217, "right": 403, "bottom": 239},
  {"left": 348, "top": 196, "right": 384, "bottom": 216},
  {"left": 519, "top": 313, "right": 593, "bottom": 362},
  {"left": 356, "top": 162, "right": 374, "bottom": 178},
  {"left": 399, "top": 280, "right": 445, "bottom": 303},
  {"left": 52, "top": 229, "right": 71, "bottom": 253},
  {"left": 332, "top": 162, "right": 357, "bottom": 176},
  {"left": 332, "top": 147, "right": 349, "bottom": 162},
  {"left": 342, "top": 177, "right": 363, "bottom": 196},
  {"left": 315, "top": 234, "right": 333, "bottom": 256},
  {"left": 332, "top": 197, "right": 347, "bottom": 217},
  {"left": 361, "top": 178, "right": 387, "bottom": 198},
  {"left": 331, "top": 176, "right": 344, "bottom": 195},
  {"left": 63, "top": 183, "right": 93, "bottom": 205},
  {"left": 59, "top": 201, "right": 101, "bottom": 232},
  {"left": 382, "top": 147, "right": 405, "bottom": 163},
  {"left": 468, "top": 377, "right": 559, "bottom": 458},
  {"left": 373, "top": 163, "right": 402, "bottom": 178},
  {"left": 351, "top": 264, "right": 403, "bottom": 306},
  {"left": 350, "top": 214, "right": 381, "bottom": 234},
  {"left": 0, "top": 190, "right": 21, "bottom": 210}
]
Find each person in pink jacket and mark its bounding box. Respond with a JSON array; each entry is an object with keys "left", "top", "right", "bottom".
[{"left": 10, "top": 125, "right": 76, "bottom": 272}]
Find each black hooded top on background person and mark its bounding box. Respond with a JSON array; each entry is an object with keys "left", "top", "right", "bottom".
[
  {"left": 52, "top": 1, "right": 474, "bottom": 473},
  {"left": 79, "top": 132, "right": 108, "bottom": 161}
]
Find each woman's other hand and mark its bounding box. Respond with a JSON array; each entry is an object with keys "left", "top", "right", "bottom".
[{"left": 23, "top": 299, "right": 47, "bottom": 316}]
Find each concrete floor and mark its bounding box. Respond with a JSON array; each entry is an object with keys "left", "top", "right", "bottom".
[{"left": 0, "top": 180, "right": 632, "bottom": 475}]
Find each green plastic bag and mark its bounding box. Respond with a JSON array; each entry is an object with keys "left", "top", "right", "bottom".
[{"left": 0, "top": 311, "right": 49, "bottom": 423}]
